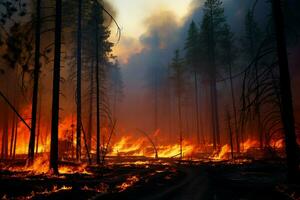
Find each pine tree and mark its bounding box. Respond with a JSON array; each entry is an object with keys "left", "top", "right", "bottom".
[
  {"left": 220, "top": 23, "right": 240, "bottom": 152},
  {"left": 271, "top": 0, "right": 299, "bottom": 183},
  {"left": 28, "top": 0, "right": 41, "bottom": 165},
  {"left": 185, "top": 21, "right": 202, "bottom": 146},
  {"left": 50, "top": 0, "right": 62, "bottom": 174},
  {"left": 76, "top": 0, "right": 83, "bottom": 162},
  {"left": 170, "top": 50, "right": 186, "bottom": 159},
  {"left": 242, "top": 9, "right": 264, "bottom": 149},
  {"left": 199, "top": 0, "right": 226, "bottom": 149}
]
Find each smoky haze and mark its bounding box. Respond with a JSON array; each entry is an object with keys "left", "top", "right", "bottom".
[{"left": 116, "top": 0, "right": 300, "bottom": 144}]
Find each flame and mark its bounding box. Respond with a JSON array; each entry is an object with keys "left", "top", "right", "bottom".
[
  {"left": 108, "top": 136, "right": 195, "bottom": 158},
  {"left": 27, "top": 153, "right": 50, "bottom": 173},
  {"left": 211, "top": 144, "right": 231, "bottom": 160},
  {"left": 110, "top": 136, "right": 146, "bottom": 156},
  {"left": 242, "top": 139, "right": 259, "bottom": 152},
  {"left": 157, "top": 142, "right": 195, "bottom": 158},
  {"left": 117, "top": 176, "right": 139, "bottom": 192},
  {"left": 270, "top": 139, "right": 284, "bottom": 149}
]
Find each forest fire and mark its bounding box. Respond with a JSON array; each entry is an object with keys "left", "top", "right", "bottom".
[{"left": 1, "top": 0, "right": 300, "bottom": 199}]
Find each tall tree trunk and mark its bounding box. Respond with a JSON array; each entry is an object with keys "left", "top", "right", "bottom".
[
  {"left": 177, "top": 92, "right": 183, "bottom": 159},
  {"left": 87, "top": 61, "right": 94, "bottom": 152},
  {"left": 226, "top": 110, "right": 234, "bottom": 160},
  {"left": 13, "top": 119, "right": 18, "bottom": 159},
  {"left": 10, "top": 108, "right": 16, "bottom": 158},
  {"left": 212, "top": 79, "right": 220, "bottom": 146},
  {"left": 28, "top": 0, "right": 41, "bottom": 164},
  {"left": 272, "top": 0, "right": 299, "bottom": 182},
  {"left": 229, "top": 64, "right": 239, "bottom": 153},
  {"left": 194, "top": 71, "right": 200, "bottom": 146},
  {"left": 76, "top": 0, "right": 82, "bottom": 162},
  {"left": 95, "top": 2, "right": 101, "bottom": 164},
  {"left": 50, "top": 0, "right": 62, "bottom": 174},
  {"left": 35, "top": 93, "right": 42, "bottom": 154},
  {"left": 255, "top": 62, "right": 263, "bottom": 150},
  {"left": 209, "top": 6, "right": 220, "bottom": 149},
  {"left": 210, "top": 79, "right": 217, "bottom": 149}
]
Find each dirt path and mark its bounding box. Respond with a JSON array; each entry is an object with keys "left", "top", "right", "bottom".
[{"left": 144, "top": 166, "right": 210, "bottom": 200}]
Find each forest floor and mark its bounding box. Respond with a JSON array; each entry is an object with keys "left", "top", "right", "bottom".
[{"left": 0, "top": 158, "right": 299, "bottom": 200}]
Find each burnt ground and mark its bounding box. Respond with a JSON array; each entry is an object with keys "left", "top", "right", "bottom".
[{"left": 0, "top": 159, "right": 299, "bottom": 200}]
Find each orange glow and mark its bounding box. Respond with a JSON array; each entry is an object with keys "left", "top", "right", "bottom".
[
  {"left": 117, "top": 175, "right": 139, "bottom": 192},
  {"left": 270, "top": 139, "right": 284, "bottom": 149},
  {"left": 241, "top": 139, "right": 259, "bottom": 152},
  {"left": 109, "top": 136, "right": 195, "bottom": 158},
  {"left": 211, "top": 144, "right": 231, "bottom": 160}
]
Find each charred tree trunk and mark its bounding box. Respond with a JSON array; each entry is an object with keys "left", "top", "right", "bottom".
[
  {"left": 87, "top": 61, "right": 94, "bottom": 152},
  {"left": 177, "top": 92, "right": 183, "bottom": 159},
  {"left": 227, "top": 110, "right": 234, "bottom": 160},
  {"left": 10, "top": 109, "right": 16, "bottom": 158},
  {"left": 13, "top": 119, "right": 18, "bottom": 159},
  {"left": 76, "top": 0, "right": 82, "bottom": 162},
  {"left": 35, "top": 93, "right": 42, "bottom": 154},
  {"left": 210, "top": 78, "right": 218, "bottom": 149},
  {"left": 208, "top": 6, "right": 220, "bottom": 149},
  {"left": 272, "top": 0, "right": 299, "bottom": 182},
  {"left": 229, "top": 64, "right": 240, "bottom": 153},
  {"left": 255, "top": 63, "right": 263, "bottom": 150},
  {"left": 50, "top": 0, "right": 62, "bottom": 174},
  {"left": 28, "top": 0, "right": 41, "bottom": 164},
  {"left": 95, "top": 2, "right": 101, "bottom": 164},
  {"left": 194, "top": 71, "right": 201, "bottom": 146}
]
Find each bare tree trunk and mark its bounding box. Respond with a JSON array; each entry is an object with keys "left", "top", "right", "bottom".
[
  {"left": 35, "top": 93, "right": 42, "bottom": 154},
  {"left": 194, "top": 71, "right": 201, "bottom": 146},
  {"left": 76, "top": 0, "right": 82, "bottom": 162},
  {"left": 87, "top": 61, "right": 94, "bottom": 153},
  {"left": 95, "top": 2, "right": 101, "bottom": 164},
  {"left": 13, "top": 120, "right": 18, "bottom": 159},
  {"left": 177, "top": 92, "right": 183, "bottom": 159},
  {"left": 210, "top": 79, "right": 217, "bottom": 149},
  {"left": 226, "top": 110, "right": 234, "bottom": 160},
  {"left": 10, "top": 109, "right": 16, "bottom": 158},
  {"left": 229, "top": 64, "right": 240, "bottom": 153},
  {"left": 272, "top": 0, "right": 299, "bottom": 182},
  {"left": 50, "top": 0, "right": 62, "bottom": 174},
  {"left": 28, "top": 0, "right": 41, "bottom": 164}
]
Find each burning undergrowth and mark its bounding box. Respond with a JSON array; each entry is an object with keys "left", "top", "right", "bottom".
[{"left": 0, "top": 159, "right": 180, "bottom": 200}]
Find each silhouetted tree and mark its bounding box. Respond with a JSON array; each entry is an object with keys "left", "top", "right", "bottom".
[
  {"left": 242, "top": 8, "right": 264, "bottom": 149},
  {"left": 199, "top": 0, "right": 226, "bottom": 149},
  {"left": 28, "top": 0, "right": 41, "bottom": 164},
  {"left": 76, "top": 0, "right": 83, "bottom": 162},
  {"left": 170, "top": 50, "right": 186, "bottom": 159},
  {"left": 50, "top": 0, "right": 62, "bottom": 174},
  {"left": 271, "top": 0, "right": 299, "bottom": 182},
  {"left": 185, "top": 20, "right": 202, "bottom": 146},
  {"left": 220, "top": 23, "right": 240, "bottom": 152}
]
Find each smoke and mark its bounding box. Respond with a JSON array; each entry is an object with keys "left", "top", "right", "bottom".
[{"left": 117, "top": 0, "right": 300, "bottom": 136}]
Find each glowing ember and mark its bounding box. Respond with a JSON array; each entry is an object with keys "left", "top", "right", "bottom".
[{"left": 117, "top": 176, "right": 140, "bottom": 192}]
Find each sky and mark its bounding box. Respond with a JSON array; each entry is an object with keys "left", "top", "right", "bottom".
[
  {"left": 110, "top": 0, "right": 194, "bottom": 39},
  {"left": 110, "top": 0, "right": 194, "bottom": 63}
]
